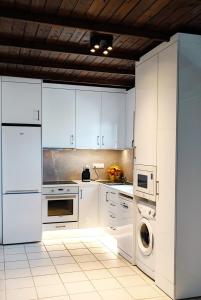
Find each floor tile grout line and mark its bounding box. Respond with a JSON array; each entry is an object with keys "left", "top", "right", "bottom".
[
  {"left": 24, "top": 243, "right": 39, "bottom": 300},
  {"left": 43, "top": 241, "right": 72, "bottom": 299}
]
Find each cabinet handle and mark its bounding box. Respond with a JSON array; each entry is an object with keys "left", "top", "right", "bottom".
[
  {"left": 121, "top": 203, "right": 128, "bottom": 209},
  {"left": 102, "top": 136, "right": 104, "bottom": 146},
  {"left": 106, "top": 192, "right": 109, "bottom": 202},
  {"left": 97, "top": 136, "right": 100, "bottom": 146},
  {"left": 80, "top": 189, "right": 83, "bottom": 199},
  {"left": 37, "top": 110, "right": 40, "bottom": 121},
  {"left": 131, "top": 140, "right": 134, "bottom": 148},
  {"left": 56, "top": 225, "right": 66, "bottom": 228},
  {"left": 110, "top": 214, "right": 116, "bottom": 219},
  {"left": 156, "top": 181, "right": 159, "bottom": 195},
  {"left": 110, "top": 203, "right": 116, "bottom": 207},
  {"left": 70, "top": 134, "right": 74, "bottom": 145},
  {"left": 134, "top": 146, "right": 136, "bottom": 160},
  {"left": 110, "top": 192, "right": 116, "bottom": 195}
]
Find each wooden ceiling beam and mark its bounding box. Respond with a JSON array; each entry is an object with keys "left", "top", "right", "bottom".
[
  {"left": 0, "top": 68, "right": 134, "bottom": 89},
  {"left": 0, "top": 55, "right": 135, "bottom": 75},
  {"left": 0, "top": 6, "right": 169, "bottom": 42},
  {"left": 0, "top": 37, "right": 139, "bottom": 61}
]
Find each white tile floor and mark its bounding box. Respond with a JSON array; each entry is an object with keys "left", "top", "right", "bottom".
[{"left": 0, "top": 228, "right": 171, "bottom": 300}]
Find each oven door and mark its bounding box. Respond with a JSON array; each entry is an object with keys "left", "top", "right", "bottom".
[{"left": 42, "top": 194, "right": 78, "bottom": 223}]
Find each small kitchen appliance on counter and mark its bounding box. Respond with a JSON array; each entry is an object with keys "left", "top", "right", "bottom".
[{"left": 82, "top": 165, "right": 91, "bottom": 182}]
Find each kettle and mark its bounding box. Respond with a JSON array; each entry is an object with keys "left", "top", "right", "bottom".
[{"left": 82, "top": 165, "right": 91, "bottom": 182}]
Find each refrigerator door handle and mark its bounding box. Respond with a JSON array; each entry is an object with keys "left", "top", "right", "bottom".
[{"left": 5, "top": 190, "right": 40, "bottom": 194}]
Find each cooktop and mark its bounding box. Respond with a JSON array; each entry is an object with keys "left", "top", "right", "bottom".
[{"left": 43, "top": 180, "right": 78, "bottom": 185}]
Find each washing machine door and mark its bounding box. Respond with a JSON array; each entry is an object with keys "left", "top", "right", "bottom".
[{"left": 137, "top": 218, "right": 153, "bottom": 256}]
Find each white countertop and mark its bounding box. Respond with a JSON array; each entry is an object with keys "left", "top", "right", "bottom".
[
  {"left": 109, "top": 185, "right": 133, "bottom": 198},
  {"left": 43, "top": 180, "right": 133, "bottom": 198}
]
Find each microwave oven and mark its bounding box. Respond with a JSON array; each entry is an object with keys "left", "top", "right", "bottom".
[{"left": 134, "top": 164, "right": 157, "bottom": 201}]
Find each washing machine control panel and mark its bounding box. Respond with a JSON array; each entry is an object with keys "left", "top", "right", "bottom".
[{"left": 137, "top": 203, "right": 156, "bottom": 219}]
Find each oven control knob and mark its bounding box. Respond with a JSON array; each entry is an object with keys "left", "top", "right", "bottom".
[
  {"left": 66, "top": 189, "right": 70, "bottom": 192},
  {"left": 51, "top": 189, "right": 54, "bottom": 193}
]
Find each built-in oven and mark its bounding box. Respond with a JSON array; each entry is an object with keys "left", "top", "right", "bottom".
[
  {"left": 134, "top": 165, "right": 157, "bottom": 202},
  {"left": 42, "top": 186, "right": 79, "bottom": 224}
]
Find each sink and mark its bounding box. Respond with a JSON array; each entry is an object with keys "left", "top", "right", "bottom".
[{"left": 97, "top": 180, "right": 133, "bottom": 186}]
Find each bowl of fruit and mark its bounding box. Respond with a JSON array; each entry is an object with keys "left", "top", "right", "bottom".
[{"left": 107, "top": 165, "right": 122, "bottom": 182}]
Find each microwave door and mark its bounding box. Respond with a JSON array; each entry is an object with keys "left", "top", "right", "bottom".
[{"left": 138, "top": 174, "right": 148, "bottom": 189}]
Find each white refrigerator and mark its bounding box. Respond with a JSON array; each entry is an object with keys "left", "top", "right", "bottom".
[{"left": 2, "top": 125, "right": 42, "bottom": 244}]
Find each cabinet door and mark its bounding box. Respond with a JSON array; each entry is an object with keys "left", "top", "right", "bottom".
[
  {"left": 76, "top": 90, "right": 101, "bottom": 149},
  {"left": 42, "top": 88, "right": 75, "bottom": 148},
  {"left": 99, "top": 185, "right": 110, "bottom": 227},
  {"left": 101, "top": 92, "right": 126, "bottom": 149},
  {"left": 126, "top": 88, "right": 135, "bottom": 149},
  {"left": 2, "top": 79, "right": 41, "bottom": 124},
  {"left": 135, "top": 56, "right": 158, "bottom": 165},
  {"left": 155, "top": 43, "right": 177, "bottom": 297},
  {"left": 79, "top": 185, "right": 99, "bottom": 228},
  {"left": 3, "top": 193, "right": 42, "bottom": 244}
]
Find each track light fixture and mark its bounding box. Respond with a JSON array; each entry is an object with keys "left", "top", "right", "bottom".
[{"left": 90, "top": 33, "right": 113, "bottom": 55}]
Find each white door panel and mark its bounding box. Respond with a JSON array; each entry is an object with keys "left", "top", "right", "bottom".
[
  {"left": 76, "top": 90, "right": 101, "bottom": 149},
  {"left": 42, "top": 88, "right": 75, "bottom": 148},
  {"left": 2, "top": 126, "right": 42, "bottom": 193},
  {"left": 2, "top": 81, "right": 41, "bottom": 124},
  {"left": 135, "top": 56, "right": 158, "bottom": 165},
  {"left": 3, "top": 193, "right": 42, "bottom": 244},
  {"left": 101, "top": 92, "right": 126, "bottom": 149}
]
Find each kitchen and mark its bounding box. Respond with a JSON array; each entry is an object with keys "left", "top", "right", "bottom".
[{"left": 1, "top": 1, "right": 201, "bottom": 300}]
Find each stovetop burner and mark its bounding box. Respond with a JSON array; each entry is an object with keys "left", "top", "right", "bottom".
[{"left": 43, "top": 180, "right": 77, "bottom": 185}]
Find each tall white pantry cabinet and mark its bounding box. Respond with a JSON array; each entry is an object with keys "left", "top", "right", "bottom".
[{"left": 136, "top": 33, "right": 201, "bottom": 299}]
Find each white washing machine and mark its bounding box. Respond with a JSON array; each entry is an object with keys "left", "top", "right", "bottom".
[{"left": 136, "top": 200, "right": 156, "bottom": 279}]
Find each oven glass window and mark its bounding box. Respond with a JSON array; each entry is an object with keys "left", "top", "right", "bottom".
[
  {"left": 140, "top": 223, "right": 150, "bottom": 248},
  {"left": 48, "top": 200, "right": 73, "bottom": 216},
  {"left": 138, "top": 174, "right": 148, "bottom": 189}
]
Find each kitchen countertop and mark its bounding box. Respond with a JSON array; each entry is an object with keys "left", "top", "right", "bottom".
[
  {"left": 76, "top": 180, "right": 133, "bottom": 198},
  {"left": 43, "top": 180, "right": 133, "bottom": 198}
]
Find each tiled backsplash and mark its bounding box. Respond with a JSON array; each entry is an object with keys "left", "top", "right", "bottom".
[{"left": 43, "top": 149, "right": 133, "bottom": 182}]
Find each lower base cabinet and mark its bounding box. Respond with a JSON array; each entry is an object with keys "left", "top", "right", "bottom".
[{"left": 79, "top": 184, "right": 99, "bottom": 228}]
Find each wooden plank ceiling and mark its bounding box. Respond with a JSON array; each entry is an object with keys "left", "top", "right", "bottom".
[{"left": 1, "top": 0, "right": 201, "bottom": 89}]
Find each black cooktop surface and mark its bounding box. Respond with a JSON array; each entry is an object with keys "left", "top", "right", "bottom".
[{"left": 43, "top": 180, "right": 78, "bottom": 185}]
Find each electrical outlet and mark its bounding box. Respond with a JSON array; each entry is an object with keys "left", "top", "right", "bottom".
[{"left": 93, "top": 163, "right": 104, "bottom": 169}]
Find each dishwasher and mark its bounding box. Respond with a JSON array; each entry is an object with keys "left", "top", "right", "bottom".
[{"left": 117, "top": 193, "right": 135, "bottom": 264}]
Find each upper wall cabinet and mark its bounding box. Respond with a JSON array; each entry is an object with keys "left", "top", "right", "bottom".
[
  {"left": 126, "top": 88, "right": 135, "bottom": 149},
  {"left": 76, "top": 89, "right": 126, "bottom": 150},
  {"left": 76, "top": 90, "right": 101, "bottom": 149},
  {"left": 2, "top": 77, "right": 42, "bottom": 124},
  {"left": 42, "top": 87, "right": 76, "bottom": 148},
  {"left": 135, "top": 56, "right": 158, "bottom": 165},
  {"left": 101, "top": 92, "right": 126, "bottom": 149}
]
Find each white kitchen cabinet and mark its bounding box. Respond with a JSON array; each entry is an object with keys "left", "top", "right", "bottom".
[
  {"left": 76, "top": 90, "right": 101, "bottom": 149},
  {"left": 135, "top": 56, "right": 158, "bottom": 165},
  {"left": 126, "top": 88, "right": 135, "bottom": 149},
  {"left": 101, "top": 92, "right": 126, "bottom": 149},
  {"left": 42, "top": 87, "right": 76, "bottom": 148},
  {"left": 79, "top": 184, "right": 99, "bottom": 228},
  {"left": 0, "top": 78, "right": 2, "bottom": 244},
  {"left": 2, "top": 77, "right": 41, "bottom": 124},
  {"left": 136, "top": 33, "right": 201, "bottom": 299},
  {"left": 100, "top": 185, "right": 119, "bottom": 235}
]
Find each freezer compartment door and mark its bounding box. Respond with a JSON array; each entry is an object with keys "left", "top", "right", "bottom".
[
  {"left": 2, "top": 126, "right": 42, "bottom": 194},
  {"left": 3, "top": 193, "right": 42, "bottom": 244}
]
